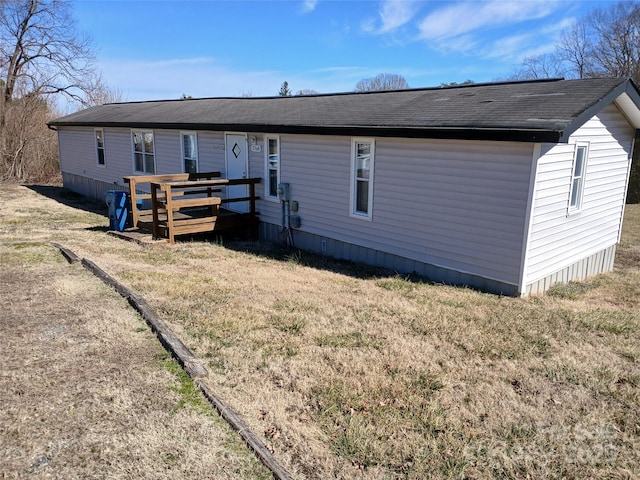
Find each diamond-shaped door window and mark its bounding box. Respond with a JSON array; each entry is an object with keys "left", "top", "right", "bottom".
[{"left": 232, "top": 143, "right": 241, "bottom": 158}]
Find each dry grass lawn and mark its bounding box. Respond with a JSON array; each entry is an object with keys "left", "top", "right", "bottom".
[
  {"left": 1, "top": 183, "right": 639, "bottom": 479},
  {"left": 0, "top": 184, "right": 271, "bottom": 479}
]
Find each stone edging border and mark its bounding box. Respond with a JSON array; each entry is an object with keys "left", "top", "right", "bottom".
[{"left": 51, "top": 242, "right": 292, "bottom": 480}]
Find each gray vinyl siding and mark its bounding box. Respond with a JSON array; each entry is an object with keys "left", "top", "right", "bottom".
[
  {"left": 58, "top": 127, "right": 134, "bottom": 188},
  {"left": 58, "top": 127, "right": 228, "bottom": 189},
  {"left": 197, "top": 132, "right": 226, "bottom": 173},
  {"left": 58, "top": 127, "right": 95, "bottom": 176},
  {"left": 523, "top": 104, "right": 634, "bottom": 286},
  {"left": 153, "top": 130, "right": 179, "bottom": 174},
  {"left": 270, "top": 135, "right": 533, "bottom": 285},
  {"left": 58, "top": 127, "right": 533, "bottom": 286}
]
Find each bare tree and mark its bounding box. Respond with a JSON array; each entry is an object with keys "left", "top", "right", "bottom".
[
  {"left": 586, "top": 1, "right": 640, "bottom": 81},
  {"left": 440, "top": 80, "right": 475, "bottom": 87},
  {"left": 0, "top": 0, "right": 97, "bottom": 121},
  {"left": 557, "top": 21, "right": 591, "bottom": 79},
  {"left": 510, "top": 53, "right": 568, "bottom": 80},
  {"left": 511, "top": 1, "right": 640, "bottom": 83},
  {"left": 355, "top": 73, "right": 409, "bottom": 92},
  {"left": 1, "top": 90, "right": 59, "bottom": 181},
  {"left": 0, "top": 0, "right": 99, "bottom": 181},
  {"left": 295, "top": 89, "right": 319, "bottom": 96},
  {"left": 84, "top": 79, "right": 125, "bottom": 106}
]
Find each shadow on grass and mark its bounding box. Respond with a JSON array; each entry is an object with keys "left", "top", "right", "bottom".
[
  {"left": 85, "top": 225, "right": 111, "bottom": 233},
  {"left": 24, "top": 184, "right": 426, "bottom": 283},
  {"left": 222, "top": 238, "right": 424, "bottom": 282},
  {"left": 25, "top": 184, "right": 109, "bottom": 217}
]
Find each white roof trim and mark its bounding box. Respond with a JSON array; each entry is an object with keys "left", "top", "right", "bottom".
[{"left": 615, "top": 92, "right": 640, "bottom": 129}]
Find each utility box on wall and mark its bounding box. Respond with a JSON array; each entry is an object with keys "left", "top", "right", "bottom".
[{"left": 277, "top": 183, "right": 290, "bottom": 202}]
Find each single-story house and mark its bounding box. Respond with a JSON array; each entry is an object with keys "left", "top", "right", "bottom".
[{"left": 49, "top": 77, "right": 640, "bottom": 296}]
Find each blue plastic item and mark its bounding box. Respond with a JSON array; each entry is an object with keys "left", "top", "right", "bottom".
[{"left": 105, "top": 190, "right": 128, "bottom": 231}]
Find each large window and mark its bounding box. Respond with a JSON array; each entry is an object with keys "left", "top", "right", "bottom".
[
  {"left": 95, "top": 129, "right": 105, "bottom": 166},
  {"left": 181, "top": 132, "right": 198, "bottom": 173},
  {"left": 350, "top": 138, "right": 375, "bottom": 219},
  {"left": 132, "top": 130, "right": 155, "bottom": 174},
  {"left": 569, "top": 143, "right": 588, "bottom": 212},
  {"left": 265, "top": 135, "right": 280, "bottom": 200}
]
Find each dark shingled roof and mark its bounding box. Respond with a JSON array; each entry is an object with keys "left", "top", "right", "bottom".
[{"left": 49, "top": 77, "right": 640, "bottom": 143}]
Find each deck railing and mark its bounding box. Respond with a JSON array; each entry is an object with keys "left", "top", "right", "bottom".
[
  {"left": 124, "top": 172, "right": 222, "bottom": 230},
  {"left": 124, "top": 173, "right": 261, "bottom": 243}
]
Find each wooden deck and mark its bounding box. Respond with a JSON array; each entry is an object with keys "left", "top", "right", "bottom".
[{"left": 124, "top": 173, "right": 261, "bottom": 244}]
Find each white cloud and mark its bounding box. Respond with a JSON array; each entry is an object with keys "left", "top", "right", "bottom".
[
  {"left": 301, "top": 0, "right": 318, "bottom": 14},
  {"left": 418, "top": 0, "right": 561, "bottom": 47},
  {"left": 480, "top": 14, "right": 577, "bottom": 63},
  {"left": 541, "top": 16, "right": 577, "bottom": 36},
  {"left": 362, "top": 0, "right": 420, "bottom": 34},
  {"left": 485, "top": 32, "right": 542, "bottom": 61},
  {"left": 361, "top": 17, "right": 376, "bottom": 33},
  {"left": 379, "top": 0, "right": 419, "bottom": 33}
]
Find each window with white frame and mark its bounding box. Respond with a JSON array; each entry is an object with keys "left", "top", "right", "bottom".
[
  {"left": 132, "top": 130, "right": 155, "bottom": 174},
  {"left": 569, "top": 143, "right": 588, "bottom": 212},
  {"left": 265, "top": 135, "right": 280, "bottom": 200},
  {"left": 350, "top": 138, "right": 375, "bottom": 219},
  {"left": 95, "top": 128, "right": 105, "bottom": 166},
  {"left": 181, "top": 132, "right": 198, "bottom": 173}
]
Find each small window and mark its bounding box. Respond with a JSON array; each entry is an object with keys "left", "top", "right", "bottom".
[
  {"left": 265, "top": 135, "right": 280, "bottom": 200},
  {"left": 350, "top": 138, "right": 375, "bottom": 219},
  {"left": 95, "top": 129, "right": 105, "bottom": 166},
  {"left": 181, "top": 132, "right": 198, "bottom": 173},
  {"left": 132, "top": 130, "right": 155, "bottom": 174},
  {"left": 569, "top": 143, "right": 588, "bottom": 212}
]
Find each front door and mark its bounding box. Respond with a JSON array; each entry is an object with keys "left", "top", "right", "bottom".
[{"left": 225, "top": 133, "right": 249, "bottom": 213}]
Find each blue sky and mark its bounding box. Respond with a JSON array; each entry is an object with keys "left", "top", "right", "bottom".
[{"left": 72, "top": 0, "right": 616, "bottom": 101}]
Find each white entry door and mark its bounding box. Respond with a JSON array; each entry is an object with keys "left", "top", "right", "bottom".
[{"left": 225, "top": 133, "right": 249, "bottom": 213}]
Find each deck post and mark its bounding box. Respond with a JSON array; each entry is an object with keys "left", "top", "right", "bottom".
[
  {"left": 151, "top": 182, "right": 160, "bottom": 240},
  {"left": 124, "top": 177, "right": 140, "bottom": 228},
  {"left": 249, "top": 181, "right": 259, "bottom": 239},
  {"left": 163, "top": 183, "right": 176, "bottom": 244}
]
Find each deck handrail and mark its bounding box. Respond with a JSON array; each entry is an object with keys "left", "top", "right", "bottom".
[
  {"left": 148, "top": 176, "right": 261, "bottom": 243},
  {"left": 124, "top": 172, "right": 221, "bottom": 228}
]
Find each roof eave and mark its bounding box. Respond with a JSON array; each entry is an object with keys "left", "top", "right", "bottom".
[{"left": 48, "top": 121, "right": 560, "bottom": 143}]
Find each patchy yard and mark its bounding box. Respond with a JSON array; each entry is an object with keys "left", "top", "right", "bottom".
[
  {"left": 1, "top": 183, "right": 639, "bottom": 479},
  {"left": 0, "top": 184, "right": 270, "bottom": 479}
]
